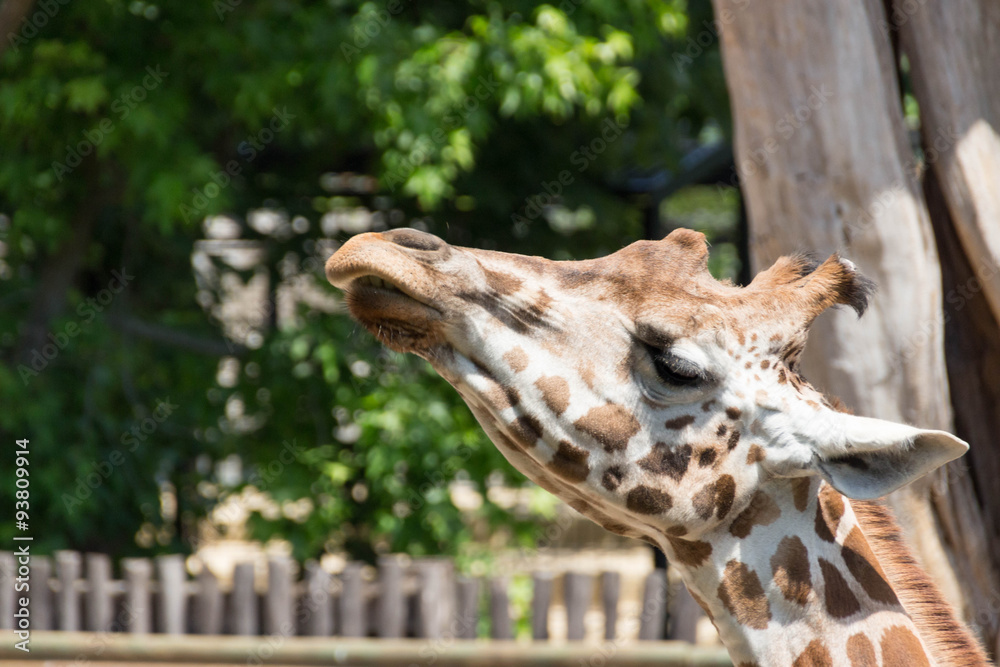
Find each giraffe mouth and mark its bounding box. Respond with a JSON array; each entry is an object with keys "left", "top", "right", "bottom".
[{"left": 344, "top": 274, "right": 444, "bottom": 352}]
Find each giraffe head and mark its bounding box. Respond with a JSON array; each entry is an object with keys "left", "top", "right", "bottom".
[{"left": 325, "top": 228, "right": 967, "bottom": 543}]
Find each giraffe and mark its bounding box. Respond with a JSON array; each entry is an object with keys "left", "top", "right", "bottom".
[{"left": 325, "top": 227, "right": 988, "bottom": 666}]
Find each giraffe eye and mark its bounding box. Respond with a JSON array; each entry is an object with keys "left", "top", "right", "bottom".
[{"left": 650, "top": 348, "right": 703, "bottom": 387}]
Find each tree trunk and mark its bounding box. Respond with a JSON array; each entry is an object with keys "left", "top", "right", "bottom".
[
  {"left": 897, "top": 0, "right": 1000, "bottom": 327},
  {"left": 711, "top": 0, "right": 998, "bottom": 652},
  {"left": 924, "top": 166, "right": 1000, "bottom": 658}
]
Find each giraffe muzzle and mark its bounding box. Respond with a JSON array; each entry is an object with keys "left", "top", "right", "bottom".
[{"left": 326, "top": 230, "right": 455, "bottom": 352}]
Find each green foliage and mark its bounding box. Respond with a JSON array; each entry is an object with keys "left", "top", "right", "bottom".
[{"left": 0, "top": 0, "right": 732, "bottom": 560}]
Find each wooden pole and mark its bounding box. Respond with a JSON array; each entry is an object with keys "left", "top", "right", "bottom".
[
  {"left": 600, "top": 571, "right": 620, "bottom": 641},
  {"left": 85, "top": 553, "right": 113, "bottom": 632},
  {"left": 55, "top": 551, "right": 81, "bottom": 631}
]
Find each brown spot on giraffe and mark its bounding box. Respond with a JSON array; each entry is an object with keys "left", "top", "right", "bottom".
[
  {"left": 547, "top": 440, "right": 591, "bottom": 483},
  {"left": 792, "top": 640, "right": 833, "bottom": 667},
  {"left": 760, "top": 359, "right": 770, "bottom": 370},
  {"left": 717, "top": 560, "right": 771, "bottom": 630},
  {"left": 791, "top": 477, "right": 812, "bottom": 512},
  {"left": 815, "top": 484, "right": 845, "bottom": 542},
  {"left": 625, "top": 485, "right": 673, "bottom": 515},
  {"left": 508, "top": 414, "right": 543, "bottom": 449},
  {"left": 666, "top": 525, "right": 688, "bottom": 537},
  {"left": 701, "top": 399, "right": 716, "bottom": 412},
  {"left": 725, "top": 406, "right": 742, "bottom": 420},
  {"left": 574, "top": 404, "right": 640, "bottom": 452},
  {"left": 638, "top": 442, "right": 692, "bottom": 481},
  {"left": 483, "top": 267, "right": 523, "bottom": 295},
  {"left": 481, "top": 382, "right": 519, "bottom": 412},
  {"left": 846, "top": 633, "right": 876, "bottom": 667},
  {"left": 746, "top": 444, "right": 766, "bottom": 464},
  {"left": 814, "top": 505, "right": 835, "bottom": 543},
  {"left": 819, "top": 557, "right": 861, "bottom": 619},
  {"left": 729, "top": 491, "right": 781, "bottom": 538},
  {"left": 665, "top": 415, "right": 696, "bottom": 430},
  {"left": 770, "top": 536, "right": 812, "bottom": 605},
  {"left": 503, "top": 347, "right": 529, "bottom": 373},
  {"left": 842, "top": 527, "right": 899, "bottom": 606},
  {"left": 727, "top": 430, "right": 741, "bottom": 451},
  {"left": 698, "top": 448, "right": 718, "bottom": 467},
  {"left": 534, "top": 375, "right": 570, "bottom": 415},
  {"left": 716, "top": 423, "right": 728, "bottom": 437},
  {"left": 693, "top": 475, "right": 736, "bottom": 521},
  {"left": 600, "top": 522, "right": 633, "bottom": 537},
  {"left": 880, "top": 625, "right": 931, "bottom": 667},
  {"left": 667, "top": 535, "right": 713, "bottom": 568},
  {"left": 601, "top": 466, "right": 624, "bottom": 491},
  {"left": 777, "top": 368, "right": 788, "bottom": 384}
]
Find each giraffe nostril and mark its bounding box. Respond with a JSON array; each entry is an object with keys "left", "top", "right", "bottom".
[{"left": 382, "top": 228, "right": 446, "bottom": 252}]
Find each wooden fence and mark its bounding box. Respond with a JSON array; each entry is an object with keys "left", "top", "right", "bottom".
[{"left": 0, "top": 551, "right": 702, "bottom": 642}]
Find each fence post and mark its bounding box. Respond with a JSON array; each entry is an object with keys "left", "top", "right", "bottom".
[
  {"left": 193, "top": 564, "right": 223, "bottom": 635},
  {"left": 338, "top": 562, "right": 365, "bottom": 637},
  {"left": 0, "top": 552, "right": 14, "bottom": 630},
  {"left": 376, "top": 555, "right": 405, "bottom": 638},
  {"left": 265, "top": 556, "right": 294, "bottom": 638},
  {"left": 454, "top": 576, "right": 479, "bottom": 639},
  {"left": 155, "top": 554, "right": 187, "bottom": 634},
  {"left": 55, "top": 550, "right": 81, "bottom": 631},
  {"left": 564, "top": 571, "right": 593, "bottom": 641},
  {"left": 416, "top": 558, "right": 453, "bottom": 639},
  {"left": 668, "top": 579, "right": 702, "bottom": 643},
  {"left": 638, "top": 569, "right": 668, "bottom": 640},
  {"left": 122, "top": 558, "right": 152, "bottom": 634},
  {"left": 85, "top": 553, "right": 113, "bottom": 632},
  {"left": 230, "top": 561, "right": 259, "bottom": 636},
  {"left": 531, "top": 571, "right": 553, "bottom": 641},
  {"left": 600, "top": 571, "right": 620, "bottom": 641},
  {"left": 301, "top": 561, "right": 332, "bottom": 636},
  {"left": 489, "top": 576, "right": 512, "bottom": 640}
]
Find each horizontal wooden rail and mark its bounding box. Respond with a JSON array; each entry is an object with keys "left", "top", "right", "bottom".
[{"left": 0, "top": 631, "right": 734, "bottom": 666}]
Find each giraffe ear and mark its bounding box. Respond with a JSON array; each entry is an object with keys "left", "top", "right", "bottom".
[{"left": 808, "top": 415, "right": 969, "bottom": 500}]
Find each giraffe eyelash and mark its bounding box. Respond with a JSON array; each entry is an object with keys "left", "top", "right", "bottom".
[{"left": 641, "top": 343, "right": 709, "bottom": 387}]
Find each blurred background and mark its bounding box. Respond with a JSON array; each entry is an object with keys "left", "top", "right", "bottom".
[{"left": 2, "top": 0, "right": 998, "bottom": 650}]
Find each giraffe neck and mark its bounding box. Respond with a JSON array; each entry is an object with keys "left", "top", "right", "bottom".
[{"left": 664, "top": 477, "right": 938, "bottom": 667}]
